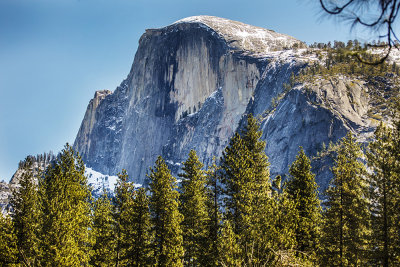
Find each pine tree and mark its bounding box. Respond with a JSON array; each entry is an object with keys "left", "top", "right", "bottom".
[
  {"left": 320, "top": 133, "right": 370, "bottom": 266},
  {"left": 390, "top": 99, "right": 400, "bottom": 265},
  {"left": 219, "top": 131, "right": 254, "bottom": 264},
  {"left": 218, "top": 220, "right": 242, "bottom": 267},
  {"left": 179, "top": 150, "right": 210, "bottom": 266},
  {"left": 113, "top": 169, "right": 135, "bottom": 266},
  {"left": 131, "top": 187, "right": 153, "bottom": 266},
  {"left": 286, "top": 147, "right": 321, "bottom": 260},
  {"left": 219, "top": 114, "right": 274, "bottom": 264},
  {"left": 9, "top": 156, "right": 40, "bottom": 266},
  {"left": 368, "top": 122, "right": 400, "bottom": 266},
  {"left": 219, "top": 131, "right": 250, "bottom": 232},
  {"left": 205, "top": 157, "right": 221, "bottom": 266},
  {"left": 242, "top": 114, "right": 273, "bottom": 256},
  {"left": 270, "top": 176, "right": 298, "bottom": 262},
  {"left": 90, "top": 190, "right": 116, "bottom": 267},
  {"left": 148, "top": 156, "right": 184, "bottom": 267},
  {"left": 38, "top": 144, "right": 91, "bottom": 266},
  {"left": 0, "top": 214, "right": 18, "bottom": 266},
  {"left": 241, "top": 114, "right": 271, "bottom": 202}
]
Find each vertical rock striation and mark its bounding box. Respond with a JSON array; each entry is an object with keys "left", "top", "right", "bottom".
[{"left": 73, "top": 16, "right": 380, "bottom": 187}]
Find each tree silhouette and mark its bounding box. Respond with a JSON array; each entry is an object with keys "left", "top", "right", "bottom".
[{"left": 320, "top": 0, "right": 400, "bottom": 64}]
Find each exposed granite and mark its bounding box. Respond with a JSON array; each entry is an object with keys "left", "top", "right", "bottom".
[{"left": 73, "top": 16, "right": 388, "bottom": 190}]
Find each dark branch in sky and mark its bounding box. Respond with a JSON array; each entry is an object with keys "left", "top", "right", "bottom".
[{"left": 320, "top": 0, "right": 400, "bottom": 64}]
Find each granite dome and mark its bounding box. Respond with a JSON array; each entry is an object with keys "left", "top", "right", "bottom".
[
  {"left": 170, "top": 16, "right": 303, "bottom": 55},
  {"left": 73, "top": 16, "right": 382, "bottom": 188}
]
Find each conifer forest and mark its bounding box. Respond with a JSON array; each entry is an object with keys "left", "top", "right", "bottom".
[
  {"left": 5, "top": 0, "right": 400, "bottom": 264},
  {"left": 1, "top": 101, "right": 400, "bottom": 266},
  {"left": 1, "top": 42, "right": 400, "bottom": 266}
]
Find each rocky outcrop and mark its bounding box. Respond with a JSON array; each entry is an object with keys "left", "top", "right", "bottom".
[
  {"left": 0, "top": 181, "right": 12, "bottom": 213},
  {"left": 73, "top": 16, "right": 387, "bottom": 188},
  {"left": 260, "top": 76, "right": 374, "bottom": 189},
  {"left": 9, "top": 153, "right": 55, "bottom": 185},
  {"left": 1, "top": 153, "right": 55, "bottom": 213},
  {"left": 74, "top": 90, "right": 113, "bottom": 157},
  {"left": 1, "top": 152, "right": 120, "bottom": 213}
]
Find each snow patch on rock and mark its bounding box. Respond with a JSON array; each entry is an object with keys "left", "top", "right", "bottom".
[
  {"left": 172, "top": 15, "right": 303, "bottom": 55},
  {"left": 85, "top": 167, "right": 141, "bottom": 196}
]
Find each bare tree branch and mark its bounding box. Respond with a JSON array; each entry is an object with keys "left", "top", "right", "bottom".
[{"left": 320, "top": 0, "right": 400, "bottom": 64}]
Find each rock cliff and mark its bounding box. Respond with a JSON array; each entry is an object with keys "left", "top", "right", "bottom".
[
  {"left": 1, "top": 153, "right": 55, "bottom": 213},
  {"left": 73, "top": 16, "right": 392, "bottom": 187}
]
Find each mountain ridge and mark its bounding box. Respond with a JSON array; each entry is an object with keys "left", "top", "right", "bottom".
[{"left": 71, "top": 16, "right": 395, "bottom": 187}]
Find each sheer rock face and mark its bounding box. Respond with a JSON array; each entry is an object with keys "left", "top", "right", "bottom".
[
  {"left": 73, "top": 16, "right": 376, "bottom": 186},
  {"left": 261, "top": 77, "right": 373, "bottom": 190},
  {"left": 74, "top": 90, "right": 113, "bottom": 157}
]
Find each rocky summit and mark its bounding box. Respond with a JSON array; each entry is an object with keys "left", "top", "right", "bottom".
[{"left": 73, "top": 15, "right": 392, "bottom": 188}]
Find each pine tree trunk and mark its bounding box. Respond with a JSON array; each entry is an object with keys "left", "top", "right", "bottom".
[
  {"left": 383, "top": 175, "right": 388, "bottom": 267},
  {"left": 340, "top": 179, "right": 344, "bottom": 267},
  {"left": 115, "top": 247, "right": 119, "bottom": 267}
]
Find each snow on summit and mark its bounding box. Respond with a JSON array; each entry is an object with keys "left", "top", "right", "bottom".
[{"left": 172, "top": 15, "right": 303, "bottom": 56}]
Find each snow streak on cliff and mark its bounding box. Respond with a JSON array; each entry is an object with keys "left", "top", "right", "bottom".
[{"left": 73, "top": 16, "right": 383, "bottom": 187}]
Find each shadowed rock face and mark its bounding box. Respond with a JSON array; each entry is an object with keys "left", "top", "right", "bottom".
[{"left": 73, "top": 16, "right": 379, "bottom": 188}]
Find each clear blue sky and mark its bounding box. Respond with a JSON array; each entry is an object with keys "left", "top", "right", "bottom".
[{"left": 0, "top": 0, "right": 366, "bottom": 181}]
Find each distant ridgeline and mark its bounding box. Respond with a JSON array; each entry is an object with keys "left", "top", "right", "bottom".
[
  {"left": 0, "top": 153, "right": 54, "bottom": 213},
  {"left": 1, "top": 150, "right": 122, "bottom": 213},
  {"left": 9, "top": 152, "right": 56, "bottom": 185}
]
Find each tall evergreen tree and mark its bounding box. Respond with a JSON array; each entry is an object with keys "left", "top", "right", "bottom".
[
  {"left": 390, "top": 99, "right": 400, "bottom": 264},
  {"left": 270, "top": 176, "right": 298, "bottom": 262},
  {"left": 10, "top": 157, "right": 40, "bottom": 266},
  {"left": 219, "top": 114, "right": 274, "bottom": 264},
  {"left": 39, "top": 144, "right": 92, "bottom": 266},
  {"left": 113, "top": 169, "right": 135, "bottom": 266},
  {"left": 0, "top": 214, "right": 18, "bottom": 266},
  {"left": 148, "top": 156, "right": 184, "bottom": 266},
  {"left": 368, "top": 122, "right": 400, "bottom": 266},
  {"left": 218, "top": 220, "right": 242, "bottom": 267},
  {"left": 131, "top": 187, "right": 153, "bottom": 266},
  {"left": 219, "top": 131, "right": 249, "bottom": 232},
  {"left": 179, "top": 150, "right": 210, "bottom": 266},
  {"left": 241, "top": 114, "right": 271, "bottom": 194},
  {"left": 205, "top": 157, "right": 221, "bottom": 266},
  {"left": 393, "top": 99, "right": 400, "bottom": 172},
  {"left": 90, "top": 190, "right": 116, "bottom": 267},
  {"left": 241, "top": 115, "right": 275, "bottom": 263},
  {"left": 219, "top": 130, "right": 255, "bottom": 264},
  {"left": 286, "top": 147, "right": 321, "bottom": 260},
  {"left": 320, "top": 133, "right": 370, "bottom": 266}
]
